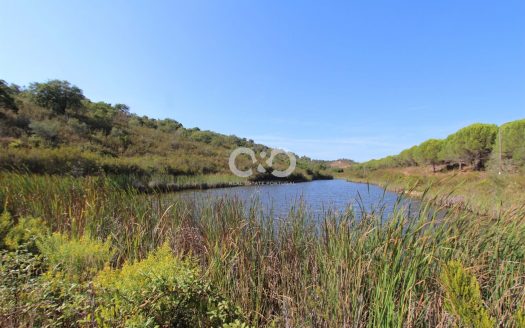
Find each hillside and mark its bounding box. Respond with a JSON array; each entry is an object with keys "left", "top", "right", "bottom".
[
  {"left": 328, "top": 159, "right": 355, "bottom": 169},
  {"left": 0, "top": 79, "right": 331, "bottom": 185}
]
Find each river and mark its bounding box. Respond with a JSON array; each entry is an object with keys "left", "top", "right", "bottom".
[{"left": 172, "top": 179, "right": 417, "bottom": 220}]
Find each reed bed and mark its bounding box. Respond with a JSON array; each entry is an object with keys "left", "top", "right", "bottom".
[{"left": 1, "top": 172, "right": 524, "bottom": 327}]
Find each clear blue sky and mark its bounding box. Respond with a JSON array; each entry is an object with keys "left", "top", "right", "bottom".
[{"left": 1, "top": 1, "right": 524, "bottom": 161}]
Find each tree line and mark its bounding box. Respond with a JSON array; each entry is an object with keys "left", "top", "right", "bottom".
[{"left": 355, "top": 121, "right": 525, "bottom": 173}]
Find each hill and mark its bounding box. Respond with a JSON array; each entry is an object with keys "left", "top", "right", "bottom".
[
  {"left": 328, "top": 159, "right": 355, "bottom": 169},
  {"left": 0, "top": 79, "right": 331, "bottom": 185}
]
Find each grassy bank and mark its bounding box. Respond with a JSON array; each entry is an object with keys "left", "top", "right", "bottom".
[
  {"left": 1, "top": 173, "right": 525, "bottom": 327},
  {"left": 339, "top": 167, "right": 525, "bottom": 216}
]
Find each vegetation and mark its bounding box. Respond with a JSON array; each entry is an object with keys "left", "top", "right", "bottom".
[
  {"left": 339, "top": 166, "right": 525, "bottom": 216},
  {"left": 440, "top": 260, "right": 495, "bottom": 327},
  {"left": 499, "top": 119, "right": 525, "bottom": 168},
  {"left": 1, "top": 78, "right": 524, "bottom": 326},
  {"left": 414, "top": 139, "right": 443, "bottom": 172},
  {"left": 0, "top": 173, "right": 524, "bottom": 327},
  {"left": 0, "top": 78, "right": 331, "bottom": 186},
  {"left": 350, "top": 120, "right": 524, "bottom": 173},
  {"left": 94, "top": 244, "right": 244, "bottom": 327},
  {"left": 339, "top": 119, "right": 525, "bottom": 219}
]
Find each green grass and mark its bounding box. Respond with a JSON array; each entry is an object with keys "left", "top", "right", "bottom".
[{"left": 1, "top": 172, "right": 525, "bottom": 327}]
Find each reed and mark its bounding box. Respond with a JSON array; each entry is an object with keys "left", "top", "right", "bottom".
[{"left": 1, "top": 172, "right": 524, "bottom": 327}]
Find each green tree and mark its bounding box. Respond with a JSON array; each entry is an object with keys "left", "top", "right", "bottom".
[
  {"left": 28, "top": 80, "right": 84, "bottom": 115},
  {"left": 443, "top": 123, "right": 498, "bottom": 170},
  {"left": 397, "top": 145, "right": 419, "bottom": 167},
  {"left": 114, "top": 103, "right": 130, "bottom": 115},
  {"left": 0, "top": 79, "right": 17, "bottom": 112},
  {"left": 499, "top": 119, "right": 525, "bottom": 167},
  {"left": 415, "top": 139, "right": 443, "bottom": 172}
]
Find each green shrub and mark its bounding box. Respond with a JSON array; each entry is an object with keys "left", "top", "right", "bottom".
[
  {"left": 0, "top": 210, "right": 48, "bottom": 252},
  {"left": 0, "top": 250, "right": 92, "bottom": 327},
  {"left": 4, "top": 216, "right": 48, "bottom": 252},
  {"left": 37, "top": 232, "right": 113, "bottom": 281},
  {"left": 222, "top": 320, "right": 252, "bottom": 328},
  {"left": 440, "top": 260, "right": 495, "bottom": 327},
  {"left": 0, "top": 210, "right": 12, "bottom": 249},
  {"left": 29, "top": 120, "right": 61, "bottom": 143},
  {"left": 0, "top": 248, "right": 44, "bottom": 327},
  {"left": 94, "top": 244, "right": 245, "bottom": 328},
  {"left": 516, "top": 309, "right": 525, "bottom": 328},
  {"left": 38, "top": 270, "right": 95, "bottom": 327}
]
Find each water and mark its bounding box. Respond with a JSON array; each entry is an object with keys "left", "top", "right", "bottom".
[{"left": 174, "top": 179, "right": 416, "bottom": 219}]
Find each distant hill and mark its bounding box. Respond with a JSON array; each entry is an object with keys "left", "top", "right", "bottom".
[{"left": 327, "top": 159, "right": 355, "bottom": 169}]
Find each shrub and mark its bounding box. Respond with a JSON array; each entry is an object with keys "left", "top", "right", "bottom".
[
  {"left": 29, "top": 120, "right": 61, "bottom": 143},
  {"left": 516, "top": 309, "right": 525, "bottom": 327},
  {"left": 0, "top": 248, "right": 45, "bottom": 327},
  {"left": 440, "top": 260, "right": 495, "bottom": 327},
  {"left": 37, "top": 232, "right": 113, "bottom": 281},
  {"left": 0, "top": 247, "right": 92, "bottom": 327},
  {"left": 0, "top": 210, "right": 12, "bottom": 249},
  {"left": 37, "top": 270, "right": 95, "bottom": 327},
  {"left": 94, "top": 244, "right": 245, "bottom": 328},
  {"left": 3, "top": 216, "right": 48, "bottom": 252}
]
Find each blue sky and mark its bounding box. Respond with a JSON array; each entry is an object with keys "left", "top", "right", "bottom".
[{"left": 1, "top": 1, "right": 524, "bottom": 161}]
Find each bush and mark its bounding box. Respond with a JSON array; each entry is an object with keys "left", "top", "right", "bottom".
[
  {"left": 0, "top": 248, "right": 45, "bottom": 327},
  {"left": 94, "top": 244, "right": 245, "bottom": 328},
  {"left": 3, "top": 216, "right": 48, "bottom": 252},
  {"left": 440, "top": 260, "right": 495, "bottom": 327},
  {"left": 0, "top": 210, "right": 11, "bottom": 249},
  {"left": 38, "top": 232, "right": 113, "bottom": 282},
  {"left": 0, "top": 240, "right": 95, "bottom": 327},
  {"left": 29, "top": 120, "right": 61, "bottom": 143}
]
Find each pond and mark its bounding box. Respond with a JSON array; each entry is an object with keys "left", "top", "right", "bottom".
[{"left": 173, "top": 179, "right": 418, "bottom": 219}]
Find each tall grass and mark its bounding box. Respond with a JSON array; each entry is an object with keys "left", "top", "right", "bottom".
[
  {"left": 1, "top": 172, "right": 524, "bottom": 326},
  {"left": 341, "top": 167, "right": 525, "bottom": 216}
]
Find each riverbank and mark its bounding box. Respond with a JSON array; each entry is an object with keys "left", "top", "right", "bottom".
[
  {"left": 121, "top": 171, "right": 333, "bottom": 193},
  {"left": 339, "top": 166, "right": 525, "bottom": 216}
]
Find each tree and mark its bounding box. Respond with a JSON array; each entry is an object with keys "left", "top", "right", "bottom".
[
  {"left": 0, "top": 79, "right": 17, "bottom": 112},
  {"left": 114, "top": 103, "right": 130, "bottom": 115},
  {"left": 158, "top": 118, "right": 182, "bottom": 133},
  {"left": 28, "top": 80, "right": 84, "bottom": 115},
  {"left": 443, "top": 123, "right": 498, "bottom": 170},
  {"left": 499, "top": 119, "right": 525, "bottom": 167},
  {"left": 397, "top": 145, "right": 419, "bottom": 167},
  {"left": 415, "top": 139, "right": 443, "bottom": 172}
]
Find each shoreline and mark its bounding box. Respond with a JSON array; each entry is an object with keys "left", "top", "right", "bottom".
[
  {"left": 340, "top": 168, "right": 525, "bottom": 217},
  {"left": 136, "top": 175, "right": 334, "bottom": 194}
]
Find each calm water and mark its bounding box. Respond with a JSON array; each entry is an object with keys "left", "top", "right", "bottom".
[{"left": 174, "top": 179, "right": 417, "bottom": 219}]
